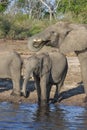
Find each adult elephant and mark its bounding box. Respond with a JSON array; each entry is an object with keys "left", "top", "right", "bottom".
[
  {"left": 27, "top": 21, "right": 87, "bottom": 102},
  {"left": 0, "top": 51, "right": 22, "bottom": 96},
  {"left": 21, "top": 51, "right": 68, "bottom": 104}
]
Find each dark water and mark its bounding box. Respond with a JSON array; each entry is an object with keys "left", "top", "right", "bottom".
[{"left": 0, "top": 102, "right": 87, "bottom": 130}]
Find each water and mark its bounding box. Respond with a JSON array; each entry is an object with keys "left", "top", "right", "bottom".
[{"left": 0, "top": 102, "right": 87, "bottom": 130}]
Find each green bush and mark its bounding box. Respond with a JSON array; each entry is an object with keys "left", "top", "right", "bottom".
[
  {"left": 0, "top": 14, "right": 31, "bottom": 39},
  {"left": 0, "top": 14, "right": 52, "bottom": 39},
  {"left": 0, "top": 15, "right": 11, "bottom": 38},
  {"left": 0, "top": 11, "right": 86, "bottom": 40}
]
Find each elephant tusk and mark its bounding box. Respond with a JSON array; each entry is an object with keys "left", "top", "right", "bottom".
[
  {"left": 37, "top": 39, "right": 42, "bottom": 42},
  {"left": 33, "top": 39, "right": 37, "bottom": 42},
  {"left": 33, "top": 39, "right": 42, "bottom": 42}
]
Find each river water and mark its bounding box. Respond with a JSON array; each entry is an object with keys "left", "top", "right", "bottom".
[{"left": 0, "top": 102, "right": 87, "bottom": 130}]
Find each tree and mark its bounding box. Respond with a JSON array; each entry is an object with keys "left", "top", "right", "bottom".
[
  {"left": 15, "top": 0, "right": 43, "bottom": 19},
  {"left": 9, "top": 0, "right": 59, "bottom": 21},
  {"left": 39, "top": 0, "right": 60, "bottom": 21},
  {"left": 57, "top": 0, "right": 87, "bottom": 16},
  {"left": 57, "top": 0, "right": 87, "bottom": 23}
]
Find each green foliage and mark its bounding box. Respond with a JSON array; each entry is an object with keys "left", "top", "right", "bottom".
[
  {"left": 57, "top": 0, "right": 87, "bottom": 23},
  {"left": 0, "top": 14, "right": 30, "bottom": 39},
  {"left": 29, "top": 20, "right": 48, "bottom": 36},
  {"left": 58, "top": 0, "right": 87, "bottom": 14},
  {"left": 0, "top": 14, "right": 53, "bottom": 40},
  {"left": 30, "top": 26, "right": 42, "bottom": 36},
  {"left": 0, "top": 15, "right": 11, "bottom": 38},
  {"left": 0, "top": 0, "right": 9, "bottom": 12}
]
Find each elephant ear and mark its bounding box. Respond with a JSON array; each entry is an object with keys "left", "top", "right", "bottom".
[
  {"left": 59, "top": 27, "right": 87, "bottom": 54},
  {"left": 40, "top": 53, "right": 51, "bottom": 77}
]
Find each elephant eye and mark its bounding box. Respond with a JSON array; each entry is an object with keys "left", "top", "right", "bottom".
[
  {"left": 51, "top": 31, "right": 54, "bottom": 33},
  {"left": 51, "top": 31, "right": 55, "bottom": 34},
  {"left": 51, "top": 31, "right": 57, "bottom": 36}
]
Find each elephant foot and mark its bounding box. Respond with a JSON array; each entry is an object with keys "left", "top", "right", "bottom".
[{"left": 20, "top": 90, "right": 30, "bottom": 98}]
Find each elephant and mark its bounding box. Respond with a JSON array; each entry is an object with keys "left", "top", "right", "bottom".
[
  {"left": 27, "top": 21, "right": 87, "bottom": 102},
  {"left": 0, "top": 51, "right": 22, "bottom": 96},
  {"left": 21, "top": 51, "right": 68, "bottom": 104}
]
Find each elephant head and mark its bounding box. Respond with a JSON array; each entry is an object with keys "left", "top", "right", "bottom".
[
  {"left": 28, "top": 22, "right": 71, "bottom": 52},
  {"left": 28, "top": 27, "right": 54, "bottom": 52},
  {"left": 28, "top": 21, "right": 87, "bottom": 54},
  {"left": 24, "top": 53, "right": 51, "bottom": 77}
]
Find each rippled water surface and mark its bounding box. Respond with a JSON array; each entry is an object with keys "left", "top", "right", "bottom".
[{"left": 0, "top": 102, "right": 87, "bottom": 130}]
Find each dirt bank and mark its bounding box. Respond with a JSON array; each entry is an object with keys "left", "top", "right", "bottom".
[{"left": 0, "top": 39, "right": 86, "bottom": 106}]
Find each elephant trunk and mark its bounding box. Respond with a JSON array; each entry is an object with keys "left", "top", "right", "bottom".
[
  {"left": 28, "top": 38, "right": 45, "bottom": 52},
  {"left": 27, "top": 29, "right": 52, "bottom": 52},
  {"left": 21, "top": 71, "right": 32, "bottom": 97}
]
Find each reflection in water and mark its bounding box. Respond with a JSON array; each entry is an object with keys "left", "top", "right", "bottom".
[{"left": 0, "top": 102, "right": 87, "bottom": 130}]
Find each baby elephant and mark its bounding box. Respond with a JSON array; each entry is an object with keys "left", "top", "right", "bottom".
[
  {"left": 22, "top": 51, "right": 68, "bottom": 104},
  {"left": 0, "top": 51, "right": 22, "bottom": 96}
]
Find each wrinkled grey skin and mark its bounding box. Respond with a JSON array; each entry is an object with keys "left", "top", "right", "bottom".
[
  {"left": 28, "top": 21, "right": 87, "bottom": 102},
  {"left": 21, "top": 51, "right": 68, "bottom": 104},
  {"left": 28, "top": 22, "right": 87, "bottom": 52},
  {"left": 0, "top": 51, "right": 22, "bottom": 96}
]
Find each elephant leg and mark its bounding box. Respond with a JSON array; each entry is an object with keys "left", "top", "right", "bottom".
[
  {"left": 36, "top": 85, "right": 41, "bottom": 104},
  {"left": 78, "top": 52, "right": 87, "bottom": 102},
  {"left": 10, "top": 64, "right": 21, "bottom": 96},
  {"left": 79, "top": 62, "right": 87, "bottom": 101},
  {"left": 40, "top": 75, "right": 49, "bottom": 104},
  {"left": 53, "top": 82, "right": 63, "bottom": 103},
  {"left": 54, "top": 85, "right": 59, "bottom": 102},
  {"left": 51, "top": 84, "right": 59, "bottom": 103},
  {"left": 21, "top": 74, "right": 29, "bottom": 97},
  {"left": 34, "top": 76, "right": 41, "bottom": 104},
  {"left": 11, "top": 75, "right": 21, "bottom": 96},
  {"left": 47, "top": 84, "right": 52, "bottom": 103}
]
